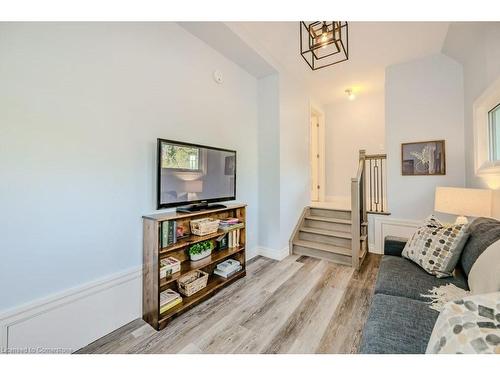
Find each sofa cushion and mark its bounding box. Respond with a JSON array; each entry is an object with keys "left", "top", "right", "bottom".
[
  {"left": 402, "top": 215, "right": 469, "bottom": 278},
  {"left": 359, "top": 294, "right": 440, "bottom": 354},
  {"left": 374, "top": 255, "right": 468, "bottom": 302},
  {"left": 468, "top": 239, "right": 500, "bottom": 294},
  {"left": 461, "top": 217, "right": 500, "bottom": 277},
  {"left": 384, "top": 236, "right": 408, "bottom": 257}
]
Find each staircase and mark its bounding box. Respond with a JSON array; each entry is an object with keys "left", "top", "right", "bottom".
[
  {"left": 290, "top": 150, "right": 388, "bottom": 269},
  {"left": 291, "top": 207, "right": 368, "bottom": 268}
]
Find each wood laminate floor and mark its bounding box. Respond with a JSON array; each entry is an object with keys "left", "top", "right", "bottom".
[{"left": 77, "top": 253, "right": 381, "bottom": 354}]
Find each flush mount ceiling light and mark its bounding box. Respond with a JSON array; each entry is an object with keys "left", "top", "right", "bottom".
[
  {"left": 345, "top": 88, "right": 355, "bottom": 100},
  {"left": 300, "top": 21, "right": 349, "bottom": 71}
]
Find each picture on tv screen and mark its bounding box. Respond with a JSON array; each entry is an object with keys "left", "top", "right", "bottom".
[{"left": 157, "top": 139, "right": 236, "bottom": 208}]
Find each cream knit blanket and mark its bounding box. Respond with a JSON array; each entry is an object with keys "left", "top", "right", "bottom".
[{"left": 421, "top": 284, "right": 471, "bottom": 311}]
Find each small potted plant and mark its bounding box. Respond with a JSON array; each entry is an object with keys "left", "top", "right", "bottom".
[{"left": 188, "top": 240, "right": 213, "bottom": 261}]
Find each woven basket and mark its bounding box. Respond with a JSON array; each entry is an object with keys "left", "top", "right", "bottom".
[
  {"left": 177, "top": 270, "right": 209, "bottom": 296},
  {"left": 190, "top": 218, "right": 220, "bottom": 236}
]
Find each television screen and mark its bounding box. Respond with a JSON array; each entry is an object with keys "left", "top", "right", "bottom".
[{"left": 157, "top": 139, "right": 236, "bottom": 209}]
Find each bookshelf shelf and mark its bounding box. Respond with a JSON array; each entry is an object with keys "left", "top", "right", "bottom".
[
  {"left": 142, "top": 203, "right": 247, "bottom": 331},
  {"left": 159, "top": 246, "right": 245, "bottom": 290},
  {"left": 158, "top": 270, "right": 246, "bottom": 327},
  {"left": 159, "top": 230, "right": 227, "bottom": 254}
]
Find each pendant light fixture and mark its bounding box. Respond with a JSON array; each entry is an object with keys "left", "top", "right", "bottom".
[{"left": 300, "top": 21, "right": 349, "bottom": 71}]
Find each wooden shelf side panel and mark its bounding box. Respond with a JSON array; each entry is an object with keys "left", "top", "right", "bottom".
[
  {"left": 142, "top": 219, "right": 159, "bottom": 328},
  {"left": 235, "top": 206, "right": 246, "bottom": 251}
]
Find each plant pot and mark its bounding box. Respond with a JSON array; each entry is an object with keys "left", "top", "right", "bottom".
[{"left": 189, "top": 248, "right": 212, "bottom": 261}]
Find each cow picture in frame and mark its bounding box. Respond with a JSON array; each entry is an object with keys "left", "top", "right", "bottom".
[{"left": 401, "top": 140, "right": 446, "bottom": 176}]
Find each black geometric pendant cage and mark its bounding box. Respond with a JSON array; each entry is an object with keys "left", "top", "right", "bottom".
[{"left": 300, "top": 21, "right": 349, "bottom": 71}]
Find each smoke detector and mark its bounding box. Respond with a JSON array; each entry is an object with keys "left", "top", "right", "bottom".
[{"left": 213, "top": 70, "right": 223, "bottom": 84}]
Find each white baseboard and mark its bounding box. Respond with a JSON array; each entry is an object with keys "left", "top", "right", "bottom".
[
  {"left": 373, "top": 216, "right": 421, "bottom": 254},
  {"left": 246, "top": 246, "right": 260, "bottom": 261},
  {"left": 368, "top": 242, "right": 378, "bottom": 254},
  {"left": 255, "top": 246, "right": 290, "bottom": 261},
  {"left": 0, "top": 266, "right": 142, "bottom": 354}
]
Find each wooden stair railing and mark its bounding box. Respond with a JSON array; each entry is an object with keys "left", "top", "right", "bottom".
[
  {"left": 351, "top": 150, "right": 367, "bottom": 269},
  {"left": 351, "top": 150, "right": 388, "bottom": 269},
  {"left": 289, "top": 149, "right": 387, "bottom": 269}
]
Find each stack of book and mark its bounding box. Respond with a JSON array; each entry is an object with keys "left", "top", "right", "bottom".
[
  {"left": 160, "top": 289, "right": 182, "bottom": 314},
  {"left": 219, "top": 218, "right": 244, "bottom": 231},
  {"left": 214, "top": 259, "right": 242, "bottom": 278},
  {"left": 161, "top": 220, "right": 177, "bottom": 248},
  {"left": 160, "top": 256, "right": 181, "bottom": 279},
  {"left": 219, "top": 218, "right": 244, "bottom": 248}
]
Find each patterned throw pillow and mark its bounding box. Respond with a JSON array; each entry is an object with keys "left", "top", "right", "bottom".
[
  {"left": 402, "top": 215, "right": 469, "bottom": 278},
  {"left": 426, "top": 292, "right": 500, "bottom": 354}
]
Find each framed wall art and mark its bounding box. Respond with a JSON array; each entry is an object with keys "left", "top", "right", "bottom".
[{"left": 401, "top": 140, "right": 446, "bottom": 176}]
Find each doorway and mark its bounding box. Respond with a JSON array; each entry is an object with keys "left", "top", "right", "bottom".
[{"left": 310, "top": 105, "right": 325, "bottom": 202}]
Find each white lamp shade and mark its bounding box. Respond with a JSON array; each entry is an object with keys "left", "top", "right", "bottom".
[{"left": 434, "top": 187, "right": 492, "bottom": 218}]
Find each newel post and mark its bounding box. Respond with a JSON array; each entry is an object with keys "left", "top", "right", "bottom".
[
  {"left": 359, "top": 149, "right": 367, "bottom": 223},
  {"left": 351, "top": 177, "right": 360, "bottom": 269},
  {"left": 359, "top": 149, "right": 366, "bottom": 162}
]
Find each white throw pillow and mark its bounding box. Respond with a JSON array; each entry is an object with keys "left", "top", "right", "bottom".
[
  {"left": 402, "top": 215, "right": 469, "bottom": 278},
  {"left": 426, "top": 292, "right": 500, "bottom": 354},
  {"left": 468, "top": 239, "right": 500, "bottom": 294}
]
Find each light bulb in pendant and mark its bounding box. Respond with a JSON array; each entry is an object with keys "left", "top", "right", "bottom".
[{"left": 320, "top": 23, "right": 329, "bottom": 48}]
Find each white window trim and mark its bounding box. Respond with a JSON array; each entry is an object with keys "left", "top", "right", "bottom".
[{"left": 473, "top": 76, "right": 500, "bottom": 176}]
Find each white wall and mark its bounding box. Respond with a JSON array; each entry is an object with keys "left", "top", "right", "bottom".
[
  {"left": 385, "top": 53, "right": 465, "bottom": 221},
  {"left": 278, "top": 75, "right": 311, "bottom": 250},
  {"left": 0, "top": 22, "right": 259, "bottom": 311},
  {"left": 325, "top": 91, "right": 385, "bottom": 200},
  {"left": 257, "top": 74, "right": 281, "bottom": 250},
  {"left": 442, "top": 23, "right": 500, "bottom": 213}
]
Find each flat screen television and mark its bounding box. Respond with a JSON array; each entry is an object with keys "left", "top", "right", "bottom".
[{"left": 156, "top": 138, "right": 236, "bottom": 211}]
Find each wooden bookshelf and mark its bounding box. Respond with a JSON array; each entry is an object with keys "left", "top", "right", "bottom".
[{"left": 142, "top": 204, "right": 246, "bottom": 331}]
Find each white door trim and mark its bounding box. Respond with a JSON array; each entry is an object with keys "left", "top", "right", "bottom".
[{"left": 309, "top": 102, "right": 326, "bottom": 202}]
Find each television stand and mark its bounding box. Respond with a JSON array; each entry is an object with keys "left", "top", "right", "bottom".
[
  {"left": 176, "top": 202, "right": 227, "bottom": 213},
  {"left": 142, "top": 203, "right": 247, "bottom": 330}
]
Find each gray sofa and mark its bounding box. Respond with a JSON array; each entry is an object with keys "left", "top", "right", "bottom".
[{"left": 359, "top": 217, "right": 500, "bottom": 354}]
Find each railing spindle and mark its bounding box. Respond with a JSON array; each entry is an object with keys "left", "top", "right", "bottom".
[
  {"left": 364, "top": 153, "right": 387, "bottom": 214},
  {"left": 381, "top": 159, "right": 384, "bottom": 212},
  {"left": 369, "top": 159, "right": 373, "bottom": 212},
  {"left": 375, "top": 159, "right": 378, "bottom": 212}
]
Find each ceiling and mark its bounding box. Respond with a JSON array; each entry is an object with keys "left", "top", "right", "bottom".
[
  {"left": 179, "top": 22, "right": 277, "bottom": 78},
  {"left": 228, "top": 22, "right": 451, "bottom": 104}
]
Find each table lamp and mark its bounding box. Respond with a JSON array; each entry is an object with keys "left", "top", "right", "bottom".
[{"left": 434, "top": 186, "right": 492, "bottom": 224}]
